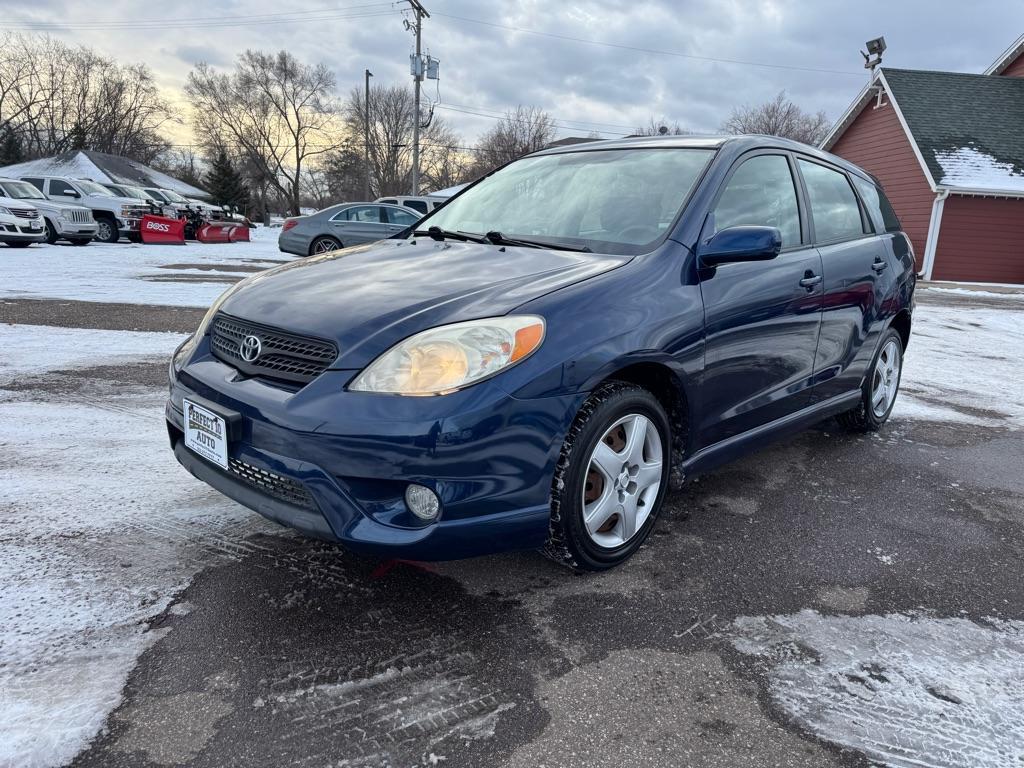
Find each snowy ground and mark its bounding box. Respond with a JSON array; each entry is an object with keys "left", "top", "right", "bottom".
[
  {"left": 1, "top": 242, "right": 1023, "bottom": 768},
  {"left": 0, "top": 225, "right": 291, "bottom": 308}
]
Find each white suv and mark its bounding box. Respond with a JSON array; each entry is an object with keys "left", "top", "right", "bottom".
[
  {"left": 0, "top": 189, "right": 45, "bottom": 248},
  {"left": 20, "top": 176, "right": 152, "bottom": 243},
  {"left": 374, "top": 195, "right": 444, "bottom": 215},
  {"left": 0, "top": 177, "right": 97, "bottom": 245}
]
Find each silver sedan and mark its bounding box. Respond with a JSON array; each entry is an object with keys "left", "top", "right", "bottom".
[{"left": 278, "top": 202, "right": 422, "bottom": 257}]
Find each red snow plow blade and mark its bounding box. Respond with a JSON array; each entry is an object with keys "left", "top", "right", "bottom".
[
  {"left": 228, "top": 225, "right": 250, "bottom": 242},
  {"left": 139, "top": 214, "right": 185, "bottom": 245},
  {"left": 196, "top": 222, "right": 233, "bottom": 243}
]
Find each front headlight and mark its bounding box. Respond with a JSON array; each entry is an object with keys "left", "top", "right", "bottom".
[
  {"left": 350, "top": 316, "right": 545, "bottom": 395},
  {"left": 0, "top": 206, "right": 10, "bottom": 216}
]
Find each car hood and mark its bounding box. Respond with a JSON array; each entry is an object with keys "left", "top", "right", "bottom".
[
  {"left": 33, "top": 198, "right": 88, "bottom": 212},
  {"left": 0, "top": 195, "right": 37, "bottom": 212},
  {"left": 219, "top": 238, "right": 628, "bottom": 369}
]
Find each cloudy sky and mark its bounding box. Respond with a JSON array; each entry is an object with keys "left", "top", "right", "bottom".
[{"left": 4, "top": 0, "right": 1023, "bottom": 147}]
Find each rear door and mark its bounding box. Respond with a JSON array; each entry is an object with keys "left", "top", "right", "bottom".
[
  {"left": 796, "top": 158, "right": 895, "bottom": 404},
  {"left": 697, "top": 151, "right": 824, "bottom": 448}
]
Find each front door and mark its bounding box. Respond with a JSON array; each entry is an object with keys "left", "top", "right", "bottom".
[{"left": 696, "top": 152, "right": 823, "bottom": 449}]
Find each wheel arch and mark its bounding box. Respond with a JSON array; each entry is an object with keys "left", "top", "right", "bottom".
[
  {"left": 593, "top": 361, "right": 690, "bottom": 489},
  {"left": 889, "top": 309, "right": 912, "bottom": 350}
]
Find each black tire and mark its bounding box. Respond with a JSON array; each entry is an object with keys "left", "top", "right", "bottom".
[
  {"left": 43, "top": 218, "right": 59, "bottom": 244},
  {"left": 69, "top": 238, "right": 92, "bottom": 246},
  {"left": 95, "top": 216, "right": 120, "bottom": 243},
  {"left": 545, "top": 382, "right": 672, "bottom": 572},
  {"left": 309, "top": 236, "right": 341, "bottom": 256},
  {"left": 837, "top": 327, "right": 904, "bottom": 432},
  {"left": 5, "top": 241, "right": 32, "bottom": 248}
]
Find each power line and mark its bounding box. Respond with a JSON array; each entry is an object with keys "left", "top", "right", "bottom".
[
  {"left": 0, "top": 4, "right": 399, "bottom": 31},
  {"left": 433, "top": 12, "right": 865, "bottom": 77}
]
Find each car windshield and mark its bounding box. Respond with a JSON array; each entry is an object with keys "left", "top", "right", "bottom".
[
  {"left": 161, "top": 189, "right": 188, "bottom": 202},
  {"left": 0, "top": 180, "right": 45, "bottom": 200},
  {"left": 77, "top": 179, "right": 113, "bottom": 196},
  {"left": 421, "top": 147, "right": 715, "bottom": 255},
  {"left": 120, "top": 185, "right": 149, "bottom": 199},
  {"left": 145, "top": 189, "right": 168, "bottom": 202}
]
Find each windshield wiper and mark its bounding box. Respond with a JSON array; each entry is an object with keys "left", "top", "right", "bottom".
[
  {"left": 485, "top": 231, "right": 592, "bottom": 253},
  {"left": 415, "top": 226, "right": 488, "bottom": 243}
]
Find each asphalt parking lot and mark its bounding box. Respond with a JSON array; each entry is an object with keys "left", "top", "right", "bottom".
[{"left": 3, "top": 243, "right": 1023, "bottom": 768}]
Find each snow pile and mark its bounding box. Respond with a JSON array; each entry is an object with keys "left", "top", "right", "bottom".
[
  {"left": 0, "top": 326, "right": 274, "bottom": 767},
  {"left": 934, "top": 146, "right": 1024, "bottom": 192},
  {"left": 0, "top": 225, "right": 292, "bottom": 308},
  {"left": 0, "top": 324, "right": 186, "bottom": 383},
  {"left": 0, "top": 151, "right": 105, "bottom": 182},
  {"left": 732, "top": 610, "right": 1024, "bottom": 767},
  {"left": 894, "top": 303, "right": 1024, "bottom": 427}
]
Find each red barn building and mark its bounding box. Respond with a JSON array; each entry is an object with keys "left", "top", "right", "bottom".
[{"left": 823, "top": 33, "right": 1024, "bottom": 284}]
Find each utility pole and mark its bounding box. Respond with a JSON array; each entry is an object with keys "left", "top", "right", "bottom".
[
  {"left": 404, "top": 0, "right": 429, "bottom": 196},
  {"left": 364, "top": 68, "right": 373, "bottom": 200}
]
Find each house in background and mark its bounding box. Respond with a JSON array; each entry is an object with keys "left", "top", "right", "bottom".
[
  {"left": 0, "top": 150, "right": 208, "bottom": 200},
  {"left": 822, "top": 33, "right": 1024, "bottom": 284}
]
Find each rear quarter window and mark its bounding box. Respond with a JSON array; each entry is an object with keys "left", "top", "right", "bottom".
[
  {"left": 23, "top": 178, "right": 44, "bottom": 192},
  {"left": 404, "top": 200, "right": 428, "bottom": 214},
  {"left": 852, "top": 175, "right": 902, "bottom": 234}
]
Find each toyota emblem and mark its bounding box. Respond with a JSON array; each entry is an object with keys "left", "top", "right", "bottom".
[{"left": 239, "top": 335, "right": 262, "bottom": 363}]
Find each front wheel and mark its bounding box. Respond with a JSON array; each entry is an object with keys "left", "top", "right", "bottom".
[
  {"left": 545, "top": 382, "right": 671, "bottom": 571},
  {"left": 43, "top": 218, "right": 59, "bottom": 244},
  {"left": 95, "top": 217, "right": 120, "bottom": 244},
  {"left": 837, "top": 328, "right": 904, "bottom": 432}
]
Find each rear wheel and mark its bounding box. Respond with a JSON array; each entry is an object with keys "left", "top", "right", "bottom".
[
  {"left": 309, "top": 236, "right": 341, "bottom": 256},
  {"left": 95, "top": 216, "right": 119, "bottom": 243},
  {"left": 43, "top": 218, "right": 59, "bottom": 244},
  {"left": 837, "top": 328, "right": 904, "bottom": 432},
  {"left": 545, "top": 382, "right": 671, "bottom": 571}
]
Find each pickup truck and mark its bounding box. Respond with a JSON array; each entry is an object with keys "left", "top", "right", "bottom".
[
  {"left": 20, "top": 175, "right": 152, "bottom": 243},
  {"left": 0, "top": 177, "right": 97, "bottom": 245}
]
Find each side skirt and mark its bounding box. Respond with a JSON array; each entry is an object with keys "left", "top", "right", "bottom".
[{"left": 681, "top": 390, "right": 862, "bottom": 479}]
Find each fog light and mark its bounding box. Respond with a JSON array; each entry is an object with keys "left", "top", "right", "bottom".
[{"left": 405, "top": 483, "right": 440, "bottom": 521}]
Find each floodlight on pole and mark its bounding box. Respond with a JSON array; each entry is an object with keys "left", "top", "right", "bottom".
[{"left": 861, "top": 36, "right": 886, "bottom": 76}]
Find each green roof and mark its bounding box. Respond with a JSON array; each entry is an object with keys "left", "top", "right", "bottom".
[{"left": 882, "top": 68, "right": 1024, "bottom": 191}]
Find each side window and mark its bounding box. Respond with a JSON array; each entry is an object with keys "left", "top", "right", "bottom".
[
  {"left": 713, "top": 154, "right": 801, "bottom": 247},
  {"left": 798, "top": 159, "right": 867, "bottom": 242},
  {"left": 23, "top": 177, "right": 44, "bottom": 192},
  {"left": 851, "top": 176, "right": 883, "bottom": 233},
  {"left": 49, "top": 179, "right": 77, "bottom": 196},
  {"left": 386, "top": 208, "right": 419, "bottom": 227},
  {"left": 343, "top": 205, "right": 383, "bottom": 223},
  {"left": 404, "top": 199, "right": 428, "bottom": 214}
]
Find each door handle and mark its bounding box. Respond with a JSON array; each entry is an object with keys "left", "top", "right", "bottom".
[
  {"left": 872, "top": 259, "right": 889, "bottom": 273},
  {"left": 799, "top": 274, "right": 822, "bottom": 289}
]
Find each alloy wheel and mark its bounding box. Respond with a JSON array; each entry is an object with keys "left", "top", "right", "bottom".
[
  {"left": 581, "top": 413, "right": 664, "bottom": 549},
  {"left": 871, "top": 339, "right": 901, "bottom": 418},
  {"left": 312, "top": 237, "right": 340, "bottom": 255}
]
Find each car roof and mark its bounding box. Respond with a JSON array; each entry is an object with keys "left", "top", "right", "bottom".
[{"left": 531, "top": 134, "right": 873, "bottom": 182}]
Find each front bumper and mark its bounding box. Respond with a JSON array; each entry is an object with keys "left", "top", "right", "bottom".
[
  {"left": 54, "top": 218, "right": 98, "bottom": 237},
  {"left": 0, "top": 215, "right": 45, "bottom": 242},
  {"left": 167, "top": 349, "right": 583, "bottom": 560}
]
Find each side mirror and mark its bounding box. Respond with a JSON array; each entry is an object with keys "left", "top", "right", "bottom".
[
  {"left": 65, "top": 190, "right": 81, "bottom": 198},
  {"left": 698, "top": 225, "right": 782, "bottom": 266}
]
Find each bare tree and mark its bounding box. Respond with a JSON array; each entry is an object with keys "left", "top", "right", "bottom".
[
  {"left": 721, "top": 91, "right": 830, "bottom": 146},
  {"left": 344, "top": 83, "right": 466, "bottom": 197},
  {"left": 471, "top": 106, "right": 557, "bottom": 175},
  {"left": 186, "top": 51, "right": 344, "bottom": 215},
  {"left": 632, "top": 117, "right": 689, "bottom": 136},
  {"left": 0, "top": 32, "right": 171, "bottom": 163}
]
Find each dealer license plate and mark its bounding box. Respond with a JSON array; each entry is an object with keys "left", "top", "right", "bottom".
[
  {"left": 183, "top": 399, "right": 228, "bottom": 469},
  {"left": 28, "top": 220, "right": 41, "bottom": 230}
]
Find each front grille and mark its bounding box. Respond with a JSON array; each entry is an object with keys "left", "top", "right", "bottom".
[
  {"left": 210, "top": 313, "right": 338, "bottom": 386},
  {"left": 11, "top": 208, "right": 38, "bottom": 219},
  {"left": 66, "top": 209, "right": 93, "bottom": 223},
  {"left": 228, "top": 457, "right": 316, "bottom": 509}
]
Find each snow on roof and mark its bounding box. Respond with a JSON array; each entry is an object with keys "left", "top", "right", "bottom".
[
  {"left": 428, "top": 182, "right": 468, "bottom": 198},
  {"left": 0, "top": 150, "right": 208, "bottom": 198},
  {"left": 0, "top": 151, "right": 105, "bottom": 181},
  {"left": 934, "top": 146, "right": 1024, "bottom": 193}
]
